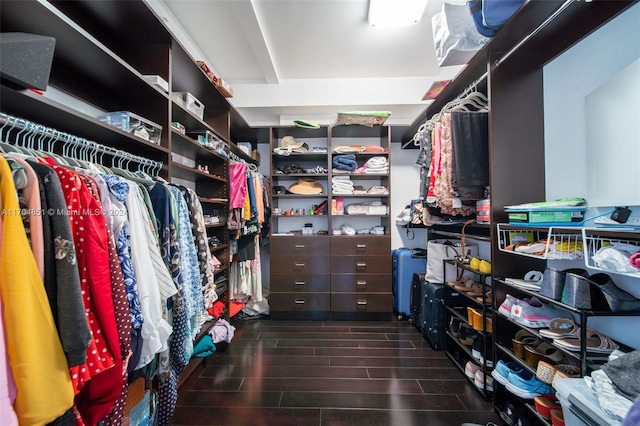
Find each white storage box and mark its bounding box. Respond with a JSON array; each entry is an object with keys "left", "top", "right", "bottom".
[
  {"left": 143, "top": 75, "right": 169, "bottom": 93},
  {"left": 171, "top": 152, "right": 195, "bottom": 168},
  {"left": 172, "top": 91, "right": 205, "bottom": 120},
  {"left": 555, "top": 378, "right": 620, "bottom": 426},
  {"left": 97, "top": 111, "right": 162, "bottom": 144}
]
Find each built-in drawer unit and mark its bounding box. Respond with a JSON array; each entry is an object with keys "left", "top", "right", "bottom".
[
  {"left": 271, "top": 274, "right": 330, "bottom": 293},
  {"left": 330, "top": 293, "right": 393, "bottom": 313},
  {"left": 330, "top": 273, "right": 390, "bottom": 293},
  {"left": 330, "top": 236, "right": 391, "bottom": 256},
  {"left": 330, "top": 255, "right": 392, "bottom": 274}
]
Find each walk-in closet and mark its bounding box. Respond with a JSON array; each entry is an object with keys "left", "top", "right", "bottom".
[{"left": 1, "top": 1, "right": 639, "bottom": 425}]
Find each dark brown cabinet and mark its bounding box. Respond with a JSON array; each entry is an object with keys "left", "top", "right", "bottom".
[{"left": 269, "top": 126, "right": 392, "bottom": 320}]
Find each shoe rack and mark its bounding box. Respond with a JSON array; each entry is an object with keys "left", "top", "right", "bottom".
[
  {"left": 443, "top": 259, "right": 494, "bottom": 400},
  {"left": 493, "top": 224, "right": 640, "bottom": 425}
]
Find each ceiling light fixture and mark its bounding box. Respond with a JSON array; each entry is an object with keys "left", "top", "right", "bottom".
[{"left": 367, "top": 0, "right": 429, "bottom": 28}]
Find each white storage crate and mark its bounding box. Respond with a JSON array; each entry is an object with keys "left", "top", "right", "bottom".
[
  {"left": 97, "top": 111, "right": 162, "bottom": 144},
  {"left": 172, "top": 92, "right": 204, "bottom": 120}
]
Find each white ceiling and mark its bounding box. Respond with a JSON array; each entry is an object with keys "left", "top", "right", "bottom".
[{"left": 147, "top": 0, "right": 466, "bottom": 127}]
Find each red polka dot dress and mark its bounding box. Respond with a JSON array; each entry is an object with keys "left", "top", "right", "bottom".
[{"left": 40, "top": 159, "right": 121, "bottom": 425}]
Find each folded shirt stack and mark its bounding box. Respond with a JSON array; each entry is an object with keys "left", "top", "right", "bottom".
[
  {"left": 332, "top": 175, "right": 354, "bottom": 195},
  {"left": 367, "top": 185, "right": 389, "bottom": 195},
  {"left": 353, "top": 185, "right": 367, "bottom": 195}
]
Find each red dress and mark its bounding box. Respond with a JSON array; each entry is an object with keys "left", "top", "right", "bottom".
[{"left": 41, "top": 159, "right": 122, "bottom": 425}]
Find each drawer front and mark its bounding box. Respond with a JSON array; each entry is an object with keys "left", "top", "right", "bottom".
[
  {"left": 269, "top": 293, "right": 331, "bottom": 312},
  {"left": 271, "top": 236, "right": 330, "bottom": 255},
  {"left": 330, "top": 293, "right": 393, "bottom": 313},
  {"left": 271, "top": 255, "right": 330, "bottom": 274},
  {"left": 330, "top": 255, "right": 391, "bottom": 274},
  {"left": 331, "top": 236, "right": 391, "bottom": 256},
  {"left": 331, "top": 273, "right": 391, "bottom": 293},
  {"left": 271, "top": 274, "right": 331, "bottom": 293}
]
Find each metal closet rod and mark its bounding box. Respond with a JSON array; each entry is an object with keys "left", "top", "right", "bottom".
[
  {"left": 461, "top": 0, "right": 575, "bottom": 95},
  {"left": 0, "top": 112, "right": 163, "bottom": 175},
  {"left": 494, "top": 0, "right": 575, "bottom": 68}
]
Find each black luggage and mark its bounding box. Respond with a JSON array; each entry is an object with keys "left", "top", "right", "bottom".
[
  {"left": 421, "top": 283, "right": 468, "bottom": 350},
  {"left": 409, "top": 272, "right": 426, "bottom": 328}
]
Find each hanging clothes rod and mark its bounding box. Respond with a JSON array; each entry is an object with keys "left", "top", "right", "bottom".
[
  {"left": 0, "top": 112, "right": 163, "bottom": 176},
  {"left": 494, "top": 0, "right": 574, "bottom": 68}
]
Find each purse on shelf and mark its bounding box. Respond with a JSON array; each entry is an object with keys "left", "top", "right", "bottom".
[
  {"left": 410, "top": 199, "right": 442, "bottom": 227},
  {"left": 425, "top": 239, "right": 478, "bottom": 284}
]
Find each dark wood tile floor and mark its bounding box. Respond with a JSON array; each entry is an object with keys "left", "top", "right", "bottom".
[{"left": 171, "top": 318, "right": 501, "bottom": 426}]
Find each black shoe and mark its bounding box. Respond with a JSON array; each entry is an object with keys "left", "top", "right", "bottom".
[{"left": 499, "top": 402, "right": 520, "bottom": 426}]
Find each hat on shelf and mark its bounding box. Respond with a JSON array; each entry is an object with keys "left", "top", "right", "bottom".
[
  {"left": 293, "top": 119, "right": 320, "bottom": 129},
  {"left": 288, "top": 178, "right": 323, "bottom": 195},
  {"left": 280, "top": 136, "right": 309, "bottom": 152}
]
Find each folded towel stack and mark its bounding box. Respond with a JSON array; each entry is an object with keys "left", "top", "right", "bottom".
[
  {"left": 332, "top": 154, "right": 358, "bottom": 171},
  {"left": 356, "top": 156, "right": 388, "bottom": 174},
  {"left": 332, "top": 175, "right": 354, "bottom": 194}
]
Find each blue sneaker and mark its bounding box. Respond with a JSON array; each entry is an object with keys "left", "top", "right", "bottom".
[
  {"left": 505, "top": 368, "right": 552, "bottom": 399},
  {"left": 491, "top": 360, "right": 524, "bottom": 386}
]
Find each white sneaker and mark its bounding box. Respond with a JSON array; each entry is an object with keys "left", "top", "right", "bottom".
[
  {"left": 465, "top": 361, "right": 479, "bottom": 379},
  {"left": 475, "top": 370, "right": 494, "bottom": 392}
]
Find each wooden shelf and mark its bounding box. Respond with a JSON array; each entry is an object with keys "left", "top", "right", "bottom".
[
  {"left": 170, "top": 161, "right": 227, "bottom": 183},
  {"left": 199, "top": 197, "right": 228, "bottom": 204}
]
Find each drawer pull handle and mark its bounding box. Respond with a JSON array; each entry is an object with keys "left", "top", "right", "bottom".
[
  {"left": 357, "top": 300, "right": 367, "bottom": 305},
  {"left": 294, "top": 299, "right": 305, "bottom": 305},
  {"left": 356, "top": 262, "right": 367, "bottom": 269},
  {"left": 294, "top": 244, "right": 306, "bottom": 249},
  {"left": 294, "top": 280, "right": 305, "bottom": 286},
  {"left": 356, "top": 280, "right": 367, "bottom": 290},
  {"left": 294, "top": 263, "right": 306, "bottom": 268},
  {"left": 356, "top": 244, "right": 367, "bottom": 250}
]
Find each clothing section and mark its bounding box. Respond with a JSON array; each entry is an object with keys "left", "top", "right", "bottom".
[
  {"left": 414, "top": 90, "right": 490, "bottom": 218},
  {"left": 0, "top": 114, "right": 229, "bottom": 425},
  {"left": 227, "top": 158, "right": 267, "bottom": 309}
]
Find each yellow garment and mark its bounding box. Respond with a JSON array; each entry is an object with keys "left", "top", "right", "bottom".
[
  {"left": 253, "top": 173, "right": 264, "bottom": 224},
  {"left": 242, "top": 182, "right": 251, "bottom": 221},
  {"left": 0, "top": 157, "right": 74, "bottom": 425}
]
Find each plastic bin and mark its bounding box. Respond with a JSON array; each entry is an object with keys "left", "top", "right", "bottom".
[
  {"left": 554, "top": 377, "right": 620, "bottom": 426},
  {"left": 97, "top": 111, "right": 162, "bottom": 144},
  {"left": 172, "top": 91, "right": 204, "bottom": 120}
]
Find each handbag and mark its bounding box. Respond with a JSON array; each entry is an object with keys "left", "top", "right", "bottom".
[
  {"left": 425, "top": 239, "right": 478, "bottom": 284},
  {"left": 467, "top": 0, "right": 498, "bottom": 37},
  {"left": 481, "top": 0, "right": 525, "bottom": 30},
  {"left": 410, "top": 199, "right": 443, "bottom": 227}
]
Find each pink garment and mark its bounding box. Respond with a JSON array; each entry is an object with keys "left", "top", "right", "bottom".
[
  {"left": 229, "top": 162, "right": 248, "bottom": 209},
  {"left": 3, "top": 155, "right": 45, "bottom": 279},
  {"left": 0, "top": 300, "right": 19, "bottom": 426}
]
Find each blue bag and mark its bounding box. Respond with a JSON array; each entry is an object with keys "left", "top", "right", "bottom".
[
  {"left": 467, "top": 0, "right": 498, "bottom": 38},
  {"left": 481, "top": 0, "right": 525, "bottom": 30}
]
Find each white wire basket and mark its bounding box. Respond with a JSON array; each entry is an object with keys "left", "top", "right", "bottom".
[
  {"left": 582, "top": 228, "right": 640, "bottom": 277},
  {"left": 497, "top": 224, "right": 584, "bottom": 260}
]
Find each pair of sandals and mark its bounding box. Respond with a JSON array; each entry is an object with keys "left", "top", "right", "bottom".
[
  {"left": 447, "top": 278, "right": 493, "bottom": 304},
  {"left": 540, "top": 318, "right": 619, "bottom": 354},
  {"left": 447, "top": 278, "right": 485, "bottom": 298}
]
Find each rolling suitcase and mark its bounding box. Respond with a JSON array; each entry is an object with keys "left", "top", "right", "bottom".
[
  {"left": 410, "top": 272, "right": 426, "bottom": 327},
  {"left": 392, "top": 248, "right": 427, "bottom": 319},
  {"left": 422, "top": 283, "right": 467, "bottom": 350}
]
